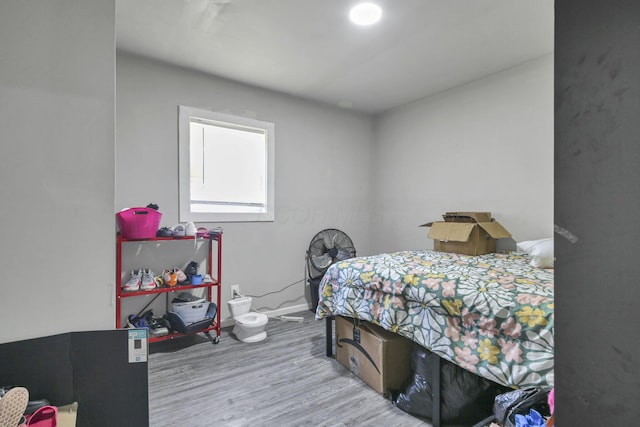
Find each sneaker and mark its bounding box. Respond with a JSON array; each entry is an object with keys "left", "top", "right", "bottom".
[
  {"left": 148, "top": 315, "right": 170, "bottom": 336},
  {"left": 184, "top": 261, "right": 198, "bottom": 276},
  {"left": 123, "top": 270, "right": 142, "bottom": 291},
  {"left": 173, "top": 268, "right": 187, "bottom": 283},
  {"left": 162, "top": 269, "right": 177, "bottom": 287},
  {"left": 203, "top": 274, "right": 214, "bottom": 284},
  {"left": 172, "top": 224, "right": 186, "bottom": 237},
  {"left": 153, "top": 275, "right": 165, "bottom": 288},
  {"left": 156, "top": 227, "right": 173, "bottom": 237},
  {"left": 140, "top": 269, "right": 156, "bottom": 291},
  {"left": 127, "top": 310, "right": 156, "bottom": 329},
  {"left": 208, "top": 226, "right": 223, "bottom": 237},
  {"left": 127, "top": 314, "right": 149, "bottom": 329},
  {"left": 137, "top": 310, "right": 170, "bottom": 336},
  {"left": 0, "top": 386, "right": 29, "bottom": 427},
  {"left": 150, "top": 326, "right": 169, "bottom": 337},
  {"left": 185, "top": 222, "right": 197, "bottom": 237},
  {"left": 196, "top": 227, "right": 209, "bottom": 237}
]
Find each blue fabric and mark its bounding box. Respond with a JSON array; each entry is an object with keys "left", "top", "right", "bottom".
[{"left": 515, "top": 409, "right": 545, "bottom": 427}]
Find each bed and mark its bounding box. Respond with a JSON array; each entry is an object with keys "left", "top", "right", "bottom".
[{"left": 315, "top": 249, "right": 554, "bottom": 400}]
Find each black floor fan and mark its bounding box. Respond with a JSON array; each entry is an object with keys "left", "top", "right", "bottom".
[{"left": 306, "top": 228, "right": 356, "bottom": 313}]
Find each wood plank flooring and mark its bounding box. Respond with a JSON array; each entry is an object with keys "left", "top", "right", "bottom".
[{"left": 148, "top": 310, "right": 432, "bottom": 427}]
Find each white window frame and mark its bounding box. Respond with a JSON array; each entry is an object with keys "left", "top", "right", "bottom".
[{"left": 178, "top": 105, "right": 275, "bottom": 222}]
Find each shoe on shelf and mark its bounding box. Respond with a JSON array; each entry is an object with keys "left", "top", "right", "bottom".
[
  {"left": 203, "top": 274, "right": 214, "bottom": 284},
  {"left": 153, "top": 274, "right": 164, "bottom": 288},
  {"left": 127, "top": 314, "right": 149, "bottom": 329},
  {"left": 123, "top": 270, "right": 142, "bottom": 291},
  {"left": 184, "top": 261, "right": 198, "bottom": 276},
  {"left": 162, "top": 269, "right": 177, "bottom": 287},
  {"left": 140, "top": 269, "right": 156, "bottom": 291},
  {"left": 150, "top": 326, "right": 169, "bottom": 337},
  {"left": 132, "top": 311, "right": 170, "bottom": 336},
  {"left": 127, "top": 309, "right": 156, "bottom": 329},
  {"left": 172, "top": 224, "right": 186, "bottom": 237},
  {"left": 156, "top": 227, "right": 173, "bottom": 237},
  {"left": 148, "top": 315, "right": 170, "bottom": 336},
  {"left": 0, "top": 386, "right": 29, "bottom": 427},
  {"left": 208, "top": 226, "right": 223, "bottom": 237},
  {"left": 196, "top": 227, "right": 209, "bottom": 237},
  {"left": 185, "top": 222, "right": 197, "bottom": 237},
  {"left": 173, "top": 268, "right": 187, "bottom": 283}
]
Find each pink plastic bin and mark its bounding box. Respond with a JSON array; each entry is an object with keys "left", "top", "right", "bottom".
[{"left": 116, "top": 207, "right": 162, "bottom": 239}]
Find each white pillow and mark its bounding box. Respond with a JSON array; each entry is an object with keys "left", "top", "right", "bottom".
[{"left": 517, "top": 238, "right": 554, "bottom": 268}]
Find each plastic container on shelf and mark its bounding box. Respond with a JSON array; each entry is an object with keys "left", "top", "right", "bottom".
[
  {"left": 171, "top": 298, "right": 209, "bottom": 323},
  {"left": 116, "top": 207, "right": 162, "bottom": 239}
]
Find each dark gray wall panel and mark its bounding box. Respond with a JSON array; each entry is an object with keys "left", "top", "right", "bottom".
[
  {"left": 0, "top": 330, "right": 148, "bottom": 427},
  {"left": 555, "top": 0, "right": 640, "bottom": 424}
]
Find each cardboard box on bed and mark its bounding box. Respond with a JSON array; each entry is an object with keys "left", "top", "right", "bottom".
[
  {"left": 335, "top": 315, "right": 413, "bottom": 396},
  {"left": 421, "top": 211, "right": 511, "bottom": 256}
]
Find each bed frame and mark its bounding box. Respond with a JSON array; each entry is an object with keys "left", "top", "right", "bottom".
[{"left": 325, "top": 316, "right": 496, "bottom": 427}]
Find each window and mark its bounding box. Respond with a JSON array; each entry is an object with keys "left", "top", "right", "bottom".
[{"left": 178, "top": 106, "right": 275, "bottom": 222}]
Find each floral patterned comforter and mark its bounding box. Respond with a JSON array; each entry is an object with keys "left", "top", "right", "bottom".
[{"left": 315, "top": 250, "right": 554, "bottom": 388}]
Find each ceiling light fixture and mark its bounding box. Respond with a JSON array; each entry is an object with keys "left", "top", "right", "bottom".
[{"left": 349, "top": 3, "right": 382, "bottom": 26}]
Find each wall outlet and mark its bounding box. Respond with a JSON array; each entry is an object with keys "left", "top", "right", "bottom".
[{"left": 231, "top": 285, "right": 240, "bottom": 298}]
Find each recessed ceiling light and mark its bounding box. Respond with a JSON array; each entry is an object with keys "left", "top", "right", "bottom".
[{"left": 349, "top": 3, "right": 382, "bottom": 26}]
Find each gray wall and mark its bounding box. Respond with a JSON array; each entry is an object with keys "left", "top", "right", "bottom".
[
  {"left": 116, "top": 52, "right": 375, "bottom": 321},
  {"left": 373, "top": 55, "right": 554, "bottom": 254},
  {"left": 555, "top": 0, "right": 640, "bottom": 424},
  {"left": 0, "top": 0, "right": 115, "bottom": 343}
]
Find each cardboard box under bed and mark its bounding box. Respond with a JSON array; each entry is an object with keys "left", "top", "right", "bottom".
[{"left": 335, "top": 315, "right": 413, "bottom": 396}]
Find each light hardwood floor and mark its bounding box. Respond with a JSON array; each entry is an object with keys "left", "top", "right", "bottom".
[{"left": 148, "top": 310, "right": 431, "bottom": 427}]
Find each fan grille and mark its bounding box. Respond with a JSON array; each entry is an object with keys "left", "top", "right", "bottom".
[{"left": 306, "top": 228, "right": 356, "bottom": 279}]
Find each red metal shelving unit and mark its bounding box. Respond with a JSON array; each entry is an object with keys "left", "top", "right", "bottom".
[{"left": 116, "top": 232, "right": 222, "bottom": 344}]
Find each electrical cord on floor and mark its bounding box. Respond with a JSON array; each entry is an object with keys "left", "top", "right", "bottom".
[
  {"left": 255, "top": 310, "right": 290, "bottom": 321},
  {"left": 246, "top": 306, "right": 305, "bottom": 322}
]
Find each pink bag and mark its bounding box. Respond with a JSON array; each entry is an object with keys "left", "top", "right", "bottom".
[{"left": 25, "top": 405, "right": 57, "bottom": 427}]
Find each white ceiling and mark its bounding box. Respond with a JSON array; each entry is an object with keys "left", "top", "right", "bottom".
[{"left": 116, "top": 0, "right": 554, "bottom": 114}]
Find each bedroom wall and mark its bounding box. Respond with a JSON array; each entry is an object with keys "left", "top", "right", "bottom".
[
  {"left": 115, "top": 52, "right": 375, "bottom": 321},
  {"left": 0, "top": 0, "right": 115, "bottom": 343},
  {"left": 371, "top": 55, "right": 554, "bottom": 254}
]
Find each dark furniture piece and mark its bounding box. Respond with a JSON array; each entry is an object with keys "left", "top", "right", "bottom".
[{"left": 0, "top": 329, "right": 149, "bottom": 426}]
